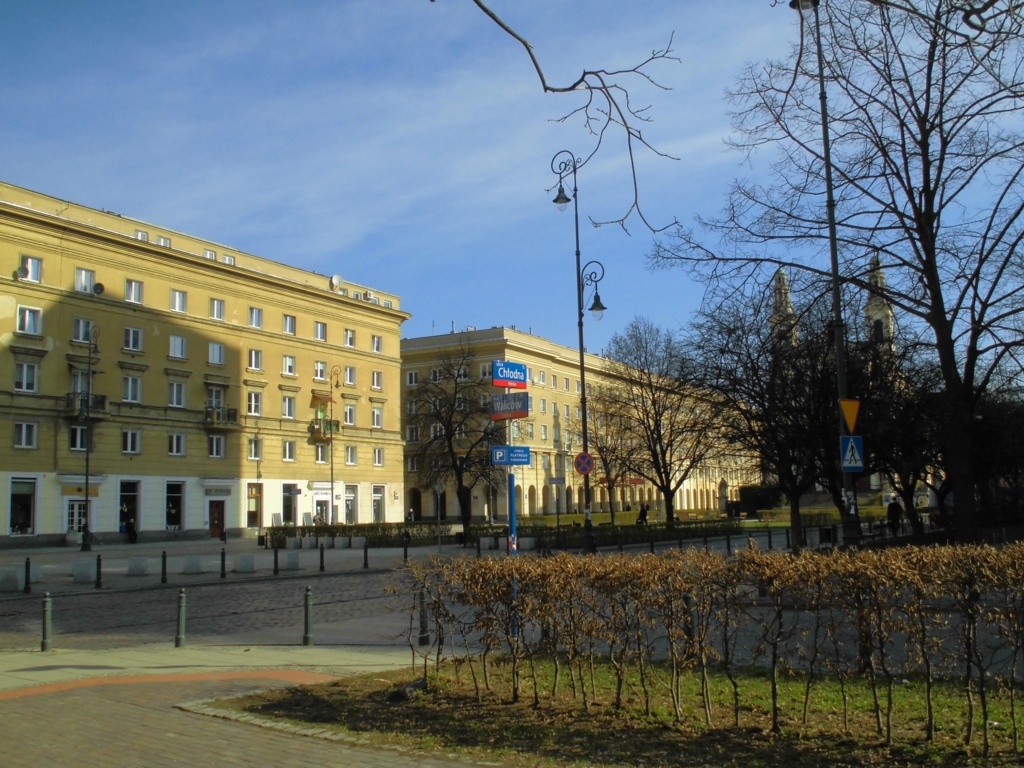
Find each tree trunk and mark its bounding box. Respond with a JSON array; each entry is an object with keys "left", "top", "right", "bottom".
[
  {"left": 944, "top": 398, "right": 979, "bottom": 541},
  {"left": 457, "top": 485, "right": 473, "bottom": 540},
  {"left": 663, "top": 486, "right": 675, "bottom": 527},
  {"left": 789, "top": 495, "right": 803, "bottom": 554}
]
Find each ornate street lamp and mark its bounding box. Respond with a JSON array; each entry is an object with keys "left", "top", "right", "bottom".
[
  {"left": 330, "top": 364, "right": 342, "bottom": 525},
  {"left": 551, "top": 150, "right": 608, "bottom": 554},
  {"left": 80, "top": 326, "right": 100, "bottom": 552}
]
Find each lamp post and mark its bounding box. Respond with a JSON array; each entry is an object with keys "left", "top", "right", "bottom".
[
  {"left": 80, "top": 326, "right": 99, "bottom": 552},
  {"left": 789, "top": 0, "right": 860, "bottom": 540},
  {"left": 551, "top": 150, "right": 608, "bottom": 554},
  {"left": 330, "top": 365, "right": 342, "bottom": 525}
]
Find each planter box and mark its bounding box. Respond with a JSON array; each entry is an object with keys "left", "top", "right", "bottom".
[
  {"left": 0, "top": 568, "right": 25, "bottom": 592},
  {"left": 72, "top": 559, "right": 96, "bottom": 583},
  {"left": 323, "top": 537, "right": 335, "bottom": 549},
  {"left": 351, "top": 536, "right": 366, "bottom": 549},
  {"left": 284, "top": 552, "right": 301, "bottom": 571},
  {"left": 518, "top": 537, "right": 536, "bottom": 551},
  {"left": 182, "top": 555, "right": 204, "bottom": 575},
  {"left": 289, "top": 537, "right": 303, "bottom": 550},
  {"left": 65, "top": 532, "right": 82, "bottom": 546},
  {"left": 127, "top": 557, "right": 148, "bottom": 576},
  {"left": 234, "top": 554, "right": 255, "bottom": 573}
]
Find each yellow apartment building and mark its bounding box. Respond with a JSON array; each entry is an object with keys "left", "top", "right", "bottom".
[
  {"left": 400, "top": 327, "right": 758, "bottom": 522},
  {"left": 0, "top": 181, "right": 408, "bottom": 545}
]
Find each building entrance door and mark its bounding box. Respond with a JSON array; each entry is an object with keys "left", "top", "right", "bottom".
[
  {"left": 67, "top": 500, "right": 89, "bottom": 532},
  {"left": 209, "top": 500, "right": 225, "bottom": 538}
]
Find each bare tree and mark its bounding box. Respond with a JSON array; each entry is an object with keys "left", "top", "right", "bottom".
[
  {"left": 651, "top": 0, "right": 1024, "bottom": 536},
  {"left": 587, "top": 383, "right": 636, "bottom": 525},
  {"left": 606, "top": 317, "right": 723, "bottom": 526},
  {"left": 406, "top": 346, "right": 506, "bottom": 529}
]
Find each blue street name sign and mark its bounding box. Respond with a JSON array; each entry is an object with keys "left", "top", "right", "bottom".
[
  {"left": 840, "top": 436, "right": 864, "bottom": 473},
  {"left": 492, "top": 360, "right": 528, "bottom": 389},
  {"left": 490, "top": 392, "right": 529, "bottom": 420},
  {"left": 491, "top": 445, "right": 531, "bottom": 466}
]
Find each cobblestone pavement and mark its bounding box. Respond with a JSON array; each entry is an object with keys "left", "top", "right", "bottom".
[{"left": 0, "top": 676, "right": 483, "bottom": 767}]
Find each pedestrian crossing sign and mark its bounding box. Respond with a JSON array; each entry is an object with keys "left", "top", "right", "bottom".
[{"left": 840, "top": 436, "right": 864, "bottom": 473}]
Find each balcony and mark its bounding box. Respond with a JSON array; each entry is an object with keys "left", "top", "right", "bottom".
[
  {"left": 204, "top": 407, "right": 239, "bottom": 426},
  {"left": 64, "top": 392, "right": 107, "bottom": 416},
  {"left": 310, "top": 418, "right": 340, "bottom": 441}
]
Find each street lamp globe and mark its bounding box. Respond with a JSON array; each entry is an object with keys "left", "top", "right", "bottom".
[
  {"left": 552, "top": 184, "right": 572, "bottom": 212},
  {"left": 588, "top": 291, "right": 607, "bottom": 321}
]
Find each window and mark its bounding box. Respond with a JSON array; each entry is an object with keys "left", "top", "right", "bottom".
[
  {"left": 122, "top": 327, "right": 142, "bottom": 351},
  {"left": 540, "top": 399, "right": 547, "bottom": 414},
  {"left": 71, "top": 318, "right": 92, "bottom": 343},
  {"left": 541, "top": 425, "right": 548, "bottom": 441},
  {"left": 372, "top": 407, "right": 383, "bottom": 428},
  {"left": 542, "top": 454, "right": 550, "bottom": 470},
  {"left": 14, "top": 422, "right": 37, "bottom": 449},
  {"left": 283, "top": 314, "right": 296, "bottom": 335},
  {"left": 431, "top": 423, "right": 443, "bottom": 439},
  {"left": 408, "top": 400, "right": 418, "bottom": 414},
  {"left": 552, "top": 376, "right": 558, "bottom": 389},
  {"left": 374, "top": 448, "right": 384, "bottom": 466},
  {"left": 277, "top": 355, "right": 293, "bottom": 376},
  {"left": 74, "top": 268, "right": 95, "bottom": 293},
  {"left": 209, "top": 434, "right": 225, "bottom": 458},
  {"left": 345, "top": 329, "right": 355, "bottom": 347},
  {"left": 135, "top": 230, "right": 149, "bottom": 242},
  {"left": 528, "top": 396, "right": 533, "bottom": 410},
  {"left": 564, "top": 378, "right": 570, "bottom": 392},
  {"left": 10, "top": 478, "right": 36, "bottom": 535},
  {"left": 20, "top": 256, "right": 42, "bottom": 282},
  {"left": 526, "top": 366, "right": 533, "bottom": 381},
  {"left": 282, "top": 396, "right": 295, "bottom": 419},
  {"left": 344, "top": 404, "right": 356, "bottom": 425},
  {"left": 247, "top": 391, "right": 262, "bottom": 416},
  {"left": 248, "top": 349, "right": 262, "bottom": 370},
  {"left": 408, "top": 456, "right": 419, "bottom": 472},
  {"left": 372, "top": 335, "right": 382, "bottom": 353},
  {"left": 346, "top": 445, "right": 357, "bottom": 465},
  {"left": 539, "top": 371, "right": 546, "bottom": 385},
  {"left": 222, "top": 254, "right": 235, "bottom": 265},
  {"left": 125, "top": 279, "right": 143, "bottom": 304},
  {"left": 372, "top": 370, "right": 383, "bottom": 389},
  {"left": 169, "top": 335, "right": 186, "bottom": 359},
  {"left": 208, "top": 342, "right": 225, "bottom": 365},
  {"left": 157, "top": 236, "right": 171, "bottom": 247},
  {"left": 564, "top": 404, "right": 570, "bottom": 419},
  {"left": 14, "top": 363, "right": 38, "bottom": 393},
  {"left": 407, "top": 426, "right": 420, "bottom": 442},
  {"left": 283, "top": 441, "right": 295, "bottom": 461},
  {"left": 314, "top": 321, "right": 327, "bottom": 341},
  {"left": 315, "top": 444, "right": 327, "bottom": 463},
  {"left": 527, "top": 423, "right": 535, "bottom": 439},
  {"left": 480, "top": 364, "right": 491, "bottom": 379},
  {"left": 170, "top": 289, "right": 187, "bottom": 313},
  {"left": 431, "top": 369, "right": 443, "bottom": 383},
  {"left": 122, "top": 375, "right": 141, "bottom": 403},
  {"left": 168, "top": 433, "right": 186, "bottom": 456},
  {"left": 407, "top": 371, "right": 419, "bottom": 385},
  {"left": 345, "top": 366, "right": 356, "bottom": 385},
  {"left": 168, "top": 381, "right": 186, "bottom": 408},
  {"left": 587, "top": 383, "right": 593, "bottom": 396},
  {"left": 576, "top": 406, "right": 582, "bottom": 419},
  {"left": 16, "top": 306, "right": 42, "bottom": 335},
  {"left": 70, "top": 425, "right": 88, "bottom": 451},
  {"left": 207, "top": 387, "right": 224, "bottom": 409},
  {"left": 122, "top": 429, "right": 142, "bottom": 454},
  {"left": 209, "top": 298, "right": 224, "bottom": 321},
  {"left": 203, "top": 249, "right": 216, "bottom": 260},
  {"left": 248, "top": 307, "right": 263, "bottom": 328},
  {"left": 248, "top": 438, "right": 262, "bottom": 460},
  {"left": 314, "top": 360, "right": 327, "bottom": 380}
]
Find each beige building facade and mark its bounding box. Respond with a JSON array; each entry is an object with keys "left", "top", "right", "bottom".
[{"left": 0, "top": 181, "right": 408, "bottom": 545}]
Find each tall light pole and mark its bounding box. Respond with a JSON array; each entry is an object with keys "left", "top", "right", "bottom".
[
  {"left": 80, "top": 326, "right": 99, "bottom": 552},
  {"left": 551, "top": 150, "right": 608, "bottom": 554},
  {"left": 789, "top": 0, "right": 859, "bottom": 539},
  {"left": 330, "top": 364, "right": 342, "bottom": 525}
]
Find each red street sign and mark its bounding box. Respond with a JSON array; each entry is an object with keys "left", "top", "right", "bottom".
[{"left": 574, "top": 452, "right": 595, "bottom": 475}]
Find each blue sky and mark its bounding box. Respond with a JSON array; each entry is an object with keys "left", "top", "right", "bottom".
[{"left": 0, "top": 1, "right": 793, "bottom": 352}]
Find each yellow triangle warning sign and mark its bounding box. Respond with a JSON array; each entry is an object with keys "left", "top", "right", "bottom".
[{"left": 839, "top": 399, "right": 860, "bottom": 433}]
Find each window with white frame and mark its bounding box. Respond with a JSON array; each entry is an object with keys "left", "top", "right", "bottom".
[
  {"left": 168, "top": 433, "right": 186, "bottom": 456},
  {"left": 282, "top": 395, "right": 295, "bottom": 419},
  {"left": 540, "top": 399, "right": 546, "bottom": 413},
  {"left": 249, "top": 307, "right": 262, "bottom": 328},
  {"left": 169, "top": 335, "right": 186, "bottom": 359},
  {"left": 372, "top": 407, "right": 382, "bottom": 428},
  {"left": 282, "top": 355, "right": 295, "bottom": 375},
  {"left": 480, "top": 363, "right": 492, "bottom": 378},
  {"left": 74, "top": 268, "right": 95, "bottom": 293},
  {"left": 315, "top": 443, "right": 327, "bottom": 463},
  {"left": 346, "top": 445, "right": 357, "bottom": 465},
  {"left": 527, "top": 423, "right": 535, "bottom": 439},
  {"left": 345, "top": 329, "right": 355, "bottom": 347},
  {"left": 372, "top": 335, "right": 382, "bottom": 353},
  {"left": 168, "top": 381, "right": 186, "bottom": 408},
  {"left": 72, "top": 318, "right": 92, "bottom": 343},
  {"left": 170, "top": 289, "right": 187, "bottom": 313},
  {"left": 344, "top": 404, "right": 356, "bottom": 425},
  {"left": 208, "top": 342, "right": 225, "bottom": 365},
  {"left": 314, "top": 321, "right": 326, "bottom": 341},
  {"left": 430, "top": 369, "right": 442, "bottom": 383},
  {"left": 283, "top": 314, "right": 296, "bottom": 335},
  {"left": 16, "top": 306, "right": 42, "bottom": 335},
  {"left": 14, "top": 422, "right": 37, "bottom": 449},
  {"left": 564, "top": 378, "right": 570, "bottom": 392},
  {"left": 586, "top": 383, "right": 592, "bottom": 396},
  {"left": 247, "top": 438, "right": 262, "bottom": 460},
  {"left": 407, "top": 371, "right": 419, "bottom": 385},
  {"left": 20, "top": 256, "right": 42, "bottom": 282},
  {"left": 576, "top": 380, "right": 582, "bottom": 394},
  {"left": 70, "top": 425, "right": 88, "bottom": 451},
  {"left": 314, "top": 360, "right": 326, "bottom": 380},
  {"left": 407, "top": 425, "right": 419, "bottom": 442},
  {"left": 564, "top": 404, "right": 570, "bottom": 419},
  {"left": 123, "top": 327, "right": 142, "bottom": 351},
  {"left": 526, "top": 366, "right": 533, "bottom": 381},
  {"left": 430, "top": 423, "right": 443, "bottom": 439},
  {"left": 542, "top": 454, "right": 550, "bottom": 470},
  {"left": 208, "top": 434, "right": 225, "bottom": 458},
  {"left": 373, "top": 448, "right": 384, "bottom": 466},
  {"left": 528, "top": 396, "right": 533, "bottom": 410},
  {"left": 135, "top": 230, "right": 149, "bottom": 242},
  {"left": 539, "top": 371, "right": 546, "bottom": 385},
  {"left": 408, "top": 456, "right": 419, "bottom": 472},
  {"left": 221, "top": 254, "right": 235, "bottom": 265},
  {"left": 125, "top": 279, "right": 143, "bottom": 304},
  {"left": 283, "top": 440, "right": 295, "bottom": 461},
  {"left": 345, "top": 366, "right": 356, "bottom": 385},
  {"left": 14, "top": 363, "right": 38, "bottom": 393},
  {"left": 576, "top": 406, "right": 581, "bottom": 419},
  {"left": 122, "top": 429, "right": 142, "bottom": 454},
  {"left": 122, "top": 375, "right": 141, "bottom": 403},
  {"left": 157, "top": 235, "right": 171, "bottom": 247},
  {"left": 247, "top": 391, "right": 262, "bottom": 416},
  {"left": 372, "top": 370, "right": 382, "bottom": 390},
  {"left": 248, "top": 349, "right": 262, "bottom": 370},
  {"left": 552, "top": 375, "right": 558, "bottom": 389},
  {"left": 203, "top": 249, "right": 216, "bottom": 260},
  {"left": 209, "top": 298, "right": 224, "bottom": 321},
  {"left": 408, "top": 400, "right": 418, "bottom": 415}
]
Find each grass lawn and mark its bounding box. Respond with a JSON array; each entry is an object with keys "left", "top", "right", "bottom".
[{"left": 212, "top": 657, "right": 1023, "bottom": 766}]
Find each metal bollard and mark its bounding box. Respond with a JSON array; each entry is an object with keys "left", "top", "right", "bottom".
[
  {"left": 175, "top": 588, "right": 186, "bottom": 648},
  {"left": 703, "top": 535, "right": 709, "bottom": 553},
  {"left": 320, "top": 543, "right": 325, "bottom": 572},
  {"left": 403, "top": 531, "right": 409, "bottom": 564},
  {"left": 303, "top": 586, "right": 314, "bottom": 646},
  {"left": 24, "top": 558, "right": 31, "bottom": 595},
  {"left": 649, "top": 535, "right": 655, "bottom": 554},
  {"left": 476, "top": 535, "right": 481, "bottom": 558},
  {"left": 363, "top": 539, "right": 369, "bottom": 569},
  {"left": 95, "top": 554, "right": 102, "bottom": 589},
  {"left": 786, "top": 528, "right": 791, "bottom": 550},
  {"left": 418, "top": 587, "right": 429, "bottom": 646},
  {"left": 220, "top": 548, "right": 226, "bottom": 579},
  {"left": 767, "top": 526, "right": 773, "bottom": 550},
  {"left": 41, "top": 593, "right": 52, "bottom": 652},
  {"left": 161, "top": 551, "right": 167, "bottom": 584},
  {"left": 273, "top": 547, "right": 279, "bottom": 575},
  {"left": 678, "top": 536, "right": 683, "bottom": 550},
  {"left": 726, "top": 534, "right": 732, "bottom": 556}
]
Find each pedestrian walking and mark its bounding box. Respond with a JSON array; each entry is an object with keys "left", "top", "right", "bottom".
[
  {"left": 886, "top": 498, "right": 902, "bottom": 536},
  {"left": 126, "top": 517, "right": 138, "bottom": 544}
]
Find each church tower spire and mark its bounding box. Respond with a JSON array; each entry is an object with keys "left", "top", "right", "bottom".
[
  {"left": 864, "top": 253, "right": 894, "bottom": 345},
  {"left": 771, "top": 267, "right": 797, "bottom": 345}
]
